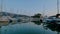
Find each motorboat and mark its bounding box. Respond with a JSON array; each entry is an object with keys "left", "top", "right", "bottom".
[{"left": 43, "top": 14, "right": 60, "bottom": 24}]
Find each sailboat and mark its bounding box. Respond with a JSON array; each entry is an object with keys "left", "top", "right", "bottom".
[
  {"left": 0, "top": 0, "right": 9, "bottom": 23},
  {"left": 43, "top": 0, "right": 60, "bottom": 24}
]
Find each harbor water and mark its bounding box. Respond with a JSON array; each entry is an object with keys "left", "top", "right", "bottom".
[{"left": 0, "top": 21, "right": 60, "bottom": 34}]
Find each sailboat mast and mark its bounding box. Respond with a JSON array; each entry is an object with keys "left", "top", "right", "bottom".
[
  {"left": 57, "top": 0, "right": 59, "bottom": 14},
  {"left": 1, "top": 0, "right": 3, "bottom": 12}
]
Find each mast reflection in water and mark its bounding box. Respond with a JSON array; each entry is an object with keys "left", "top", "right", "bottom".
[
  {"left": 0, "top": 21, "right": 59, "bottom": 34},
  {"left": 43, "top": 22, "right": 60, "bottom": 34}
]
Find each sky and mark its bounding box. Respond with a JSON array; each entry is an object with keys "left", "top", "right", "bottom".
[{"left": 0, "top": 0, "right": 60, "bottom": 16}]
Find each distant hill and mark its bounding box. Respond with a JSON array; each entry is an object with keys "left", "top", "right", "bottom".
[{"left": 0, "top": 12, "right": 30, "bottom": 18}]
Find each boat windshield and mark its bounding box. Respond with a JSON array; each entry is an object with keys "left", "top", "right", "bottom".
[{"left": 48, "top": 17, "right": 56, "bottom": 19}]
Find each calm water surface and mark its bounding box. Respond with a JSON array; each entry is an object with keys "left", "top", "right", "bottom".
[{"left": 0, "top": 21, "right": 60, "bottom": 34}]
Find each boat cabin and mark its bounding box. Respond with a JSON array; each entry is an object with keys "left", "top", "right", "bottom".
[{"left": 56, "top": 14, "right": 60, "bottom": 18}]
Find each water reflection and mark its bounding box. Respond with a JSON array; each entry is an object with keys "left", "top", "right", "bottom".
[
  {"left": 31, "top": 21, "right": 42, "bottom": 25},
  {"left": 0, "top": 21, "right": 60, "bottom": 34},
  {"left": 43, "top": 22, "right": 60, "bottom": 34}
]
